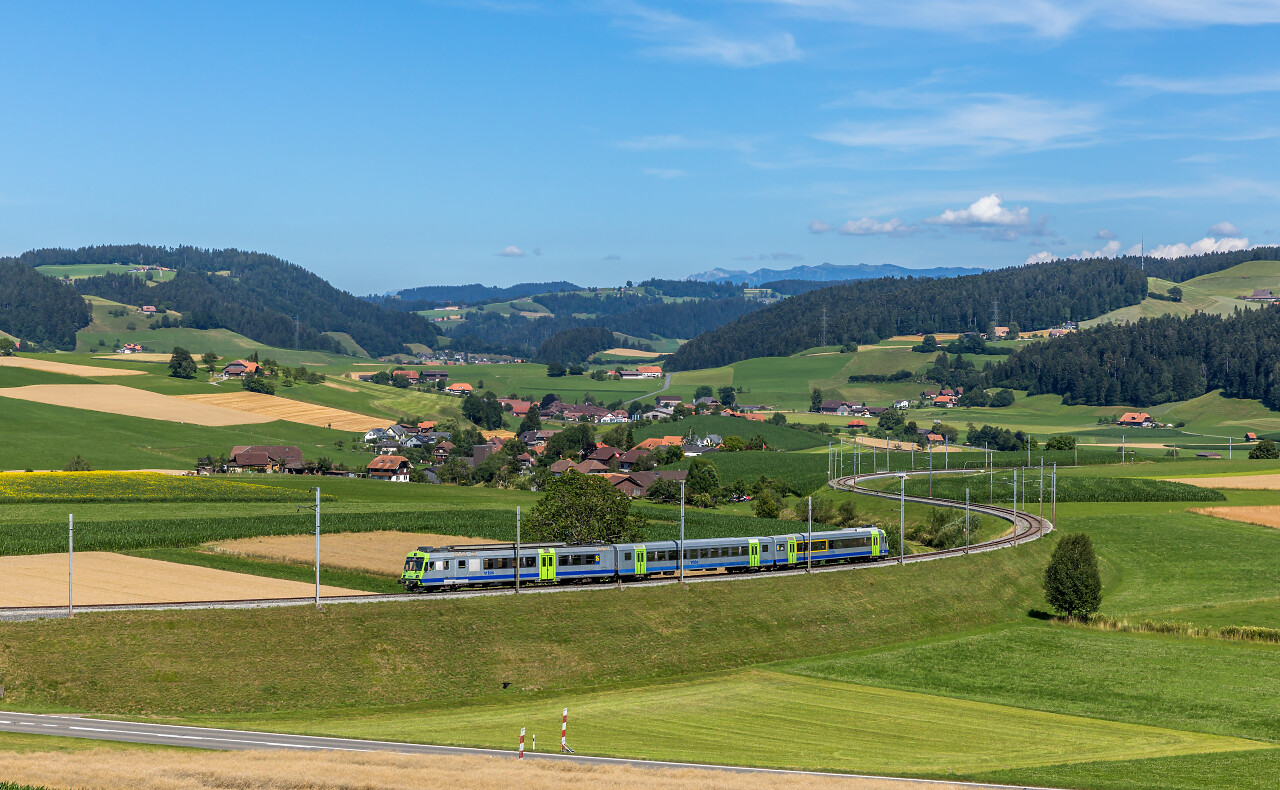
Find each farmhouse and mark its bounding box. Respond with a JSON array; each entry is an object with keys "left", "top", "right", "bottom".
[
  {"left": 933, "top": 395, "right": 958, "bottom": 407},
  {"left": 655, "top": 395, "right": 682, "bottom": 407},
  {"left": 1117, "top": 412, "right": 1154, "bottom": 427},
  {"left": 637, "top": 365, "right": 663, "bottom": 378},
  {"left": 1244, "top": 288, "right": 1275, "bottom": 301},
  {"left": 367, "top": 455, "right": 413, "bottom": 482},
  {"left": 634, "top": 435, "right": 684, "bottom": 451},
  {"left": 846, "top": 419, "right": 868, "bottom": 430},
  {"left": 140, "top": 305, "right": 157, "bottom": 316},
  {"left": 228, "top": 445, "right": 302, "bottom": 473},
  {"left": 1246, "top": 432, "right": 1258, "bottom": 441},
  {"left": 498, "top": 398, "right": 536, "bottom": 416},
  {"left": 221, "top": 360, "right": 261, "bottom": 378},
  {"left": 116, "top": 343, "right": 144, "bottom": 354},
  {"left": 391, "top": 369, "right": 420, "bottom": 383},
  {"left": 419, "top": 370, "right": 449, "bottom": 382},
  {"left": 444, "top": 382, "right": 473, "bottom": 395},
  {"left": 618, "top": 447, "right": 652, "bottom": 471}
]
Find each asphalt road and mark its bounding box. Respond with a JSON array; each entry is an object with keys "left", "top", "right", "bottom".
[{"left": 0, "top": 710, "right": 1056, "bottom": 789}]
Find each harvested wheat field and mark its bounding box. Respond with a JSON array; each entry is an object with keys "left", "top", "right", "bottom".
[
  {"left": 0, "top": 748, "right": 978, "bottom": 790},
  {"left": 0, "top": 355, "right": 144, "bottom": 377},
  {"left": 598, "top": 347, "right": 662, "bottom": 358},
  {"left": 179, "top": 391, "right": 385, "bottom": 431},
  {"left": 0, "top": 384, "right": 272, "bottom": 426},
  {"left": 1191, "top": 506, "right": 1280, "bottom": 529},
  {"left": 850, "top": 436, "right": 961, "bottom": 453},
  {"left": 0, "top": 552, "right": 366, "bottom": 607},
  {"left": 209, "top": 531, "right": 488, "bottom": 575},
  {"left": 1168, "top": 474, "right": 1280, "bottom": 490},
  {"left": 324, "top": 380, "right": 358, "bottom": 392}
]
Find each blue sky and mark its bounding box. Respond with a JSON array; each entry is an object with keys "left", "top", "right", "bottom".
[{"left": 2, "top": 1, "right": 1278, "bottom": 291}]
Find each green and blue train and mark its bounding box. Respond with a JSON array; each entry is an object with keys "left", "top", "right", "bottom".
[{"left": 400, "top": 525, "right": 889, "bottom": 591}]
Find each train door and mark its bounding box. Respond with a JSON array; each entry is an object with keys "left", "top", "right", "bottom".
[
  {"left": 633, "top": 545, "right": 646, "bottom": 576},
  {"left": 787, "top": 538, "right": 798, "bottom": 564},
  {"left": 748, "top": 539, "right": 760, "bottom": 568},
  {"left": 538, "top": 549, "right": 556, "bottom": 582},
  {"left": 871, "top": 531, "right": 879, "bottom": 557}
]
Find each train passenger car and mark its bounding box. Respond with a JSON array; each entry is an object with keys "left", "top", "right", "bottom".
[{"left": 399, "top": 526, "right": 888, "bottom": 591}]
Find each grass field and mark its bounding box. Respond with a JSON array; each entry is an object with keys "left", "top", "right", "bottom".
[
  {"left": 36, "top": 263, "right": 176, "bottom": 281},
  {"left": 1084, "top": 260, "right": 1280, "bottom": 327},
  {"left": 0, "top": 471, "right": 329, "bottom": 503},
  {"left": 632, "top": 415, "right": 828, "bottom": 451},
  {"left": 861, "top": 472, "right": 1227, "bottom": 503},
  {"left": 663, "top": 450, "right": 830, "bottom": 495},
  {"left": 0, "top": 397, "right": 363, "bottom": 470},
  {"left": 201, "top": 670, "right": 1260, "bottom": 776}
]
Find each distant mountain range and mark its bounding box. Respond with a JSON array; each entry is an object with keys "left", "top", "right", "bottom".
[{"left": 688, "top": 262, "right": 985, "bottom": 287}]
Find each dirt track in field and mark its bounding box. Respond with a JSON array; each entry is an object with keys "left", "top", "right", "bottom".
[
  {"left": 0, "top": 748, "right": 979, "bottom": 790},
  {"left": 1169, "top": 474, "right": 1280, "bottom": 490},
  {"left": 0, "top": 384, "right": 273, "bottom": 425},
  {"left": 209, "top": 531, "right": 488, "bottom": 576},
  {"left": 1191, "top": 505, "right": 1280, "bottom": 528},
  {"left": 179, "top": 391, "right": 386, "bottom": 431},
  {"left": 0, "top": 356, "right": 144, "bottom": 376},
  {"left": 91, "top": 353, "right": 172, "bottom": 362},
  {"left": 0, "top": 552, "right": 366, "bottom": 606}
]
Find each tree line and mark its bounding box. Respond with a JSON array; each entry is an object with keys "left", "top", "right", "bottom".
[
  {"left": 992, "top": 305, "right": 1280, "bottom": 409},
  {"left": 666, "top": 258, "right": 1147, "bottom": 370}
]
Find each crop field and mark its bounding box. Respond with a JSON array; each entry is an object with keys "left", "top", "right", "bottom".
[
  {"left": 632, "top": 415, "right": 828, "bottom": 451},
  {"left": 862, "top": 472, "right": 1227, "bottom": 503},
  {"left": 1175, "top": 474, "right": 1280, "bottom": 489},
  {"left": 208, "top": 530, "right": 492, "bottom": 575},
  {"left": 1190, "top": 505, "right": 1280, "bottom": 528},
  {"left": 220, "top": 670, "right": 1259, "bottom": 776},
  {"left": 0, "top": 472, "right": 330, "bottom": 504},
  {"left": 36, "top": 262, "right": 176, "bottom": 280},
  {"left": 0, "top": 356, "right": 145, "bottom": 379},
  {"left": 0, "top": 551, "right": 365, "bottom": 606},
  {"left": 0, "top": 384, "right": 273, "bottom": 426},
  {"left": 0, "top": 398, "right": 362, "bottom": 471},
  {"left": 178, "top": 391, "right": 386, "bottom": 431}
]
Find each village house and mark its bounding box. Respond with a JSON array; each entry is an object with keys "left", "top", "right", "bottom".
[
  {"left": 846, "top": 419, "right": 868, "bottom": 431},
  {"left": 116, "top": 343, "right": 144, "bottom": 354},
  {"left": 419, "top": 370, "right": 449, "bottom": 382},
  {"left": 933, "top": 395, "right": 958, "bottom": 408},
  {"left": 498, "top": 398, "right": 536, "bottom": 416},
  {"left": 444, "top": 382, "right": 473, "bottom": 395},
  {"left": 140, "top": 305, "right": 157, "bottom": 316},
  {"left": 617, "top": 447, "right": 652, "bottom": 471},
  {"left": 1117, "top": 412, "right": 1155, "bottom": 428},
  {"left": 432, "top": 441, "right": 456, "bottom": 461},
  {"left": 587, "top": 446, "right": 622, "bottom": 464},
  {"left": 518, "top": 429, "right": 560, "bottom": 446},
  {"left": 227, "top": 445, "right": 303, "bottom": 474},
  {"left": 607, "top": 469, "right": 688, "bottom": 498},
  {"left": 634, "top": 436, "right": 684, "bottom": 452},
  {"left": 1246, "top": 432, "right": 1258, "bottom": 441},
  {"left": 655, "top": 395, "right": 682, "bottom": 407},
  {"left": 221, "top": 359, "right": 261, "bottom": 378},
  {"left": 367, "top": 455, "right": 413, "bottom": 482}
]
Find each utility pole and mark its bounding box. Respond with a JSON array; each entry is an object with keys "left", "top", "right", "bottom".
[
  {"left": 898, "top": 474, "right": 906, "bottom": 565},
  {"left": 929, "top": 441, "right": 933, "bottom": 497},
  {"left": 1012, "top": 466, "right": 1018, "bottom": 546},
  {"left": 853, "top": 436, "right": 859, "bottom": 481},
  {"left": 965, "top": 488, "right": 970, "bottom": 554},
  {"left": 314, "top": 487, "right": 321, "bottom": 608},
  {"left": 679, "top": 481, "right": 686, "bottom": 585},
  {"left": 515, "top": 506, "right": 521, "bottom": 593},
  {"left": 820, "top": 305, "right": 828, "bottom": 347},
  {"left": 1229, "top": 436, "right": 1233, "bottom": 460},
  {"left": 807, "top": 497, "right": 813, "bottom": 574},
  {"left": 1121, "top": 434, "right": 1125, "bottom": 464},
  {"left": 68, "top": 514, "right": 73, "bottom": 619},
  {"left": 1039, "top": 457, "right": 1044, "bottom": 517},
  {"left": 1052, "top": 463, "right": 1057, "bottom": 522}
]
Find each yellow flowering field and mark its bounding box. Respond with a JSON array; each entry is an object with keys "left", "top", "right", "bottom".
[{"left": 0, "top": 472, "right": 329, "bottom": 503}]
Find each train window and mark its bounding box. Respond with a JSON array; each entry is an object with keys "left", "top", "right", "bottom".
[
  {"left": 443, "top": 560, "right": 450, "bottom": 570},
  {"left": 558, "top": 555, "right": 569, "bottom": 566},
  {"left": 646, "top": 551, "right": 656, "bottom": 562},
  {"left": 483, "top": 559, "right": 492, "bottom": 570},
  {"left": 624, "top": 552, "right": 631, "bottom": 561},
  {"left": 761, "top": 545, "right": 769, "bottom": 552},
  {"left": 521, "top": 556, "right": 536, "bottom": 568},
  {"left": 812, "top": 540, "right": 827, "bottom": 552}
]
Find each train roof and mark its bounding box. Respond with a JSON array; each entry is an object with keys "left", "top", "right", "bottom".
[{"left": 411, "top": 526, "right": 881, "bottom": 555}]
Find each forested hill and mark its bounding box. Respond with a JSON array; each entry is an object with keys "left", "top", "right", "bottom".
[
  {"left": 994, "top": 306, "right": 1280, "bottom": 409},
  {"left": 665, "top": 258, "right": 1145, "bottom": 371},
  {"left": 14, "top": 245, "right": 439, "bottom": 357},
  {"left": 0, "top": 261, "right": 91, "bottom": 350},
  {"left": 385, "top": 281, "right": 581, "bottom": 308}
]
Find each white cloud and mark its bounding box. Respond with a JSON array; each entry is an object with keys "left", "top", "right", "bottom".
[
  {"left": 813, "top": 94, "right": 1100, "bottom": 154},
  {"left": 643, "top": 167, "right": 687, "bottom": 179},
  {"left": 1095, "top": 228, "right": 1117, "bottom": 240},
  {"left": 1118, "top": 71, "right": 1280, "bottom": 95},
  {"left": 1024, "top": 239, "right": 1124, "bottom": 265},
  {"left": 497, "top": 246, "right": 526, "bottom": 257},
  {"left": 608, "top": 1, "right": 801, "bottom": 67},
  {"left": 1209, "top": 221, "right": 1240, "bottom": 236},
  {"left": 760, "top": 252, "right": 804, "bottom": 261},
  {"left": 926, "top": 194, "right": 1029, "bottom": 228},
  {"left": 808, "top": 220, "right": 833, "bottom": 233},
  {"left": 838, "top": 217, "right": 917, "bottom": 235},
  {"left": 1148, "top": 236, "right": 1252, "bottom": 259},
  {"left": 757, "top": 1, "right": 1280, "bottom": 37}
]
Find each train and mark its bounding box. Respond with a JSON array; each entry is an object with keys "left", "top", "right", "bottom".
[{"left": 399, "top": 525, "right": 890, "bottom": 591}]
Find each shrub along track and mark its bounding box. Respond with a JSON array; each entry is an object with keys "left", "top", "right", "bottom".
[{"left": 0, "top": 469, "right": 1052, "bottom": 621}]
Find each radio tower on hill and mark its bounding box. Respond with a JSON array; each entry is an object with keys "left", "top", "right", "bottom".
[{"left": 820, "top": 306, "right": 828, "bottom": 347}]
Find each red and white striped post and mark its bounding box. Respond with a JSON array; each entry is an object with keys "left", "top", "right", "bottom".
[
  {"left": 519, "top": 727, "right": 525, "bottom": 759},
  {"left": 561, "top": 707, "right": 570, "bottom": 753}
]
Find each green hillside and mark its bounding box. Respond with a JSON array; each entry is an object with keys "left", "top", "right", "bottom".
[
  {"left": 1085, "top": 260, "right": 1280, "bottom": 327},
  {"left": 36, "top": 263, "right": 176, "bottom": 281}
]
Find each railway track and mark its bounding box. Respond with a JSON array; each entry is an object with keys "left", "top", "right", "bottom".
[{"left": 0, "top": 469, "right": 1051, "bottom": 621}]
